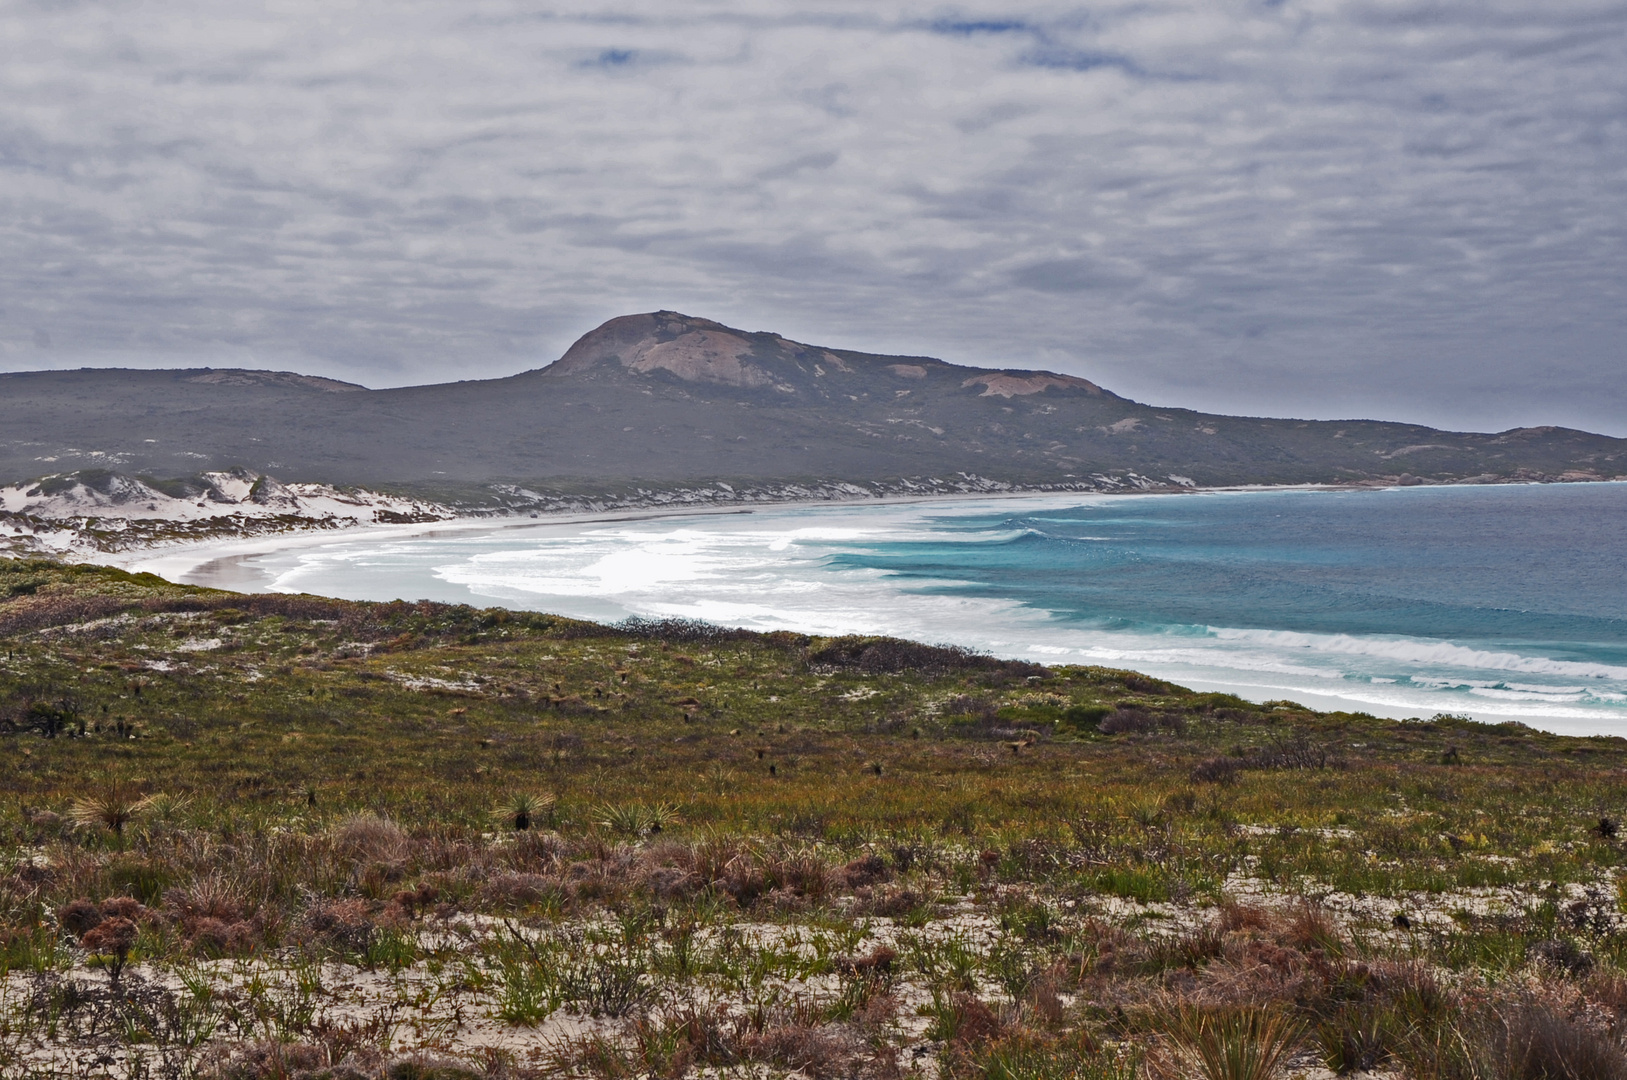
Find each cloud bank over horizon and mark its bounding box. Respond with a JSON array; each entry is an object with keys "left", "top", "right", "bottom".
[{"left": 2, "top": 1, "right": 1624, "bottom": 434}]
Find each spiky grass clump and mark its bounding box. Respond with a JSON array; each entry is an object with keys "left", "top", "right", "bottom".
[
  {"left": 961, "top": 1032, "right": 1140, "bottom": 1080},
  {"left": 66, "top": 788, "right": 152, "bottom": 839},
  {"left": 595, "top": 801, "right": 681, "bottom": 836},
  {"left": 491, "top": 791, "right": 555, "bottom": 831},
  {"left": 135, "top": 791, "right": 192, "bottom": 824},
  {"left": 1157, "top": 1006, "right": 1303, "bottom": 1080}
]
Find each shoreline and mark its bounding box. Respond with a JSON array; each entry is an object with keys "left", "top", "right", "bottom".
[
  {"left": 107, "top": 476, "right": 1611, "bottom": 590},
  {"left": 17, "top": 475, "right": 1611, "bottom": 586},
  {"left": 80, "top": 483, "right": 1320, "bottom": 588}
]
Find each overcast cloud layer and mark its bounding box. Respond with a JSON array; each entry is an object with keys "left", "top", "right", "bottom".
[{"left": 2, "top": 1, "right": 1624, "bottom": 433}]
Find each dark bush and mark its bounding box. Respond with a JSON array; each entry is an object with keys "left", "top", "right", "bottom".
[
  {"left": 58, "top": 898, "right": 104, "bottom": 937},
  {"left": 1191, "top": 757, "right": 1244, "bottom": 784},
  {"left": 842, "top": 854, "right": 890, "bottom": 887},
  {"left": 1062, "top": 704, "right": 1111, "bottom": 729},
  {"left": 1528, "top": 938, "right": 1594, "bottom": 977},
  {"left": 1098, "top": 708, "right": 1185, "bottom": 735},
  {"left": 943, "top": 695, "right": 1000, "bottom": 723},
  {"left": 1097, "top": 709, "right": 1154, "bottom": 735},
  {"left": 1477, "top": 997, "right": 1627, "bottom": 1079},
  {"left": 1250, "top": 732, "right": 1337, "bottom": 770},
  {"left": 809, "top": 635, "right": 1045, "bottom": 677}
]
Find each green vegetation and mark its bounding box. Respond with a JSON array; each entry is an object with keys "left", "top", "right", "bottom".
[{"left": 5, "top": 556, "right": 1627, "bottom": 1078}]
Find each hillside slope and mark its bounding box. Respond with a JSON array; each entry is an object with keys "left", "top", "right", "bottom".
[{"left": 2, "top": 311, "right": 1622, "bottom": 501}]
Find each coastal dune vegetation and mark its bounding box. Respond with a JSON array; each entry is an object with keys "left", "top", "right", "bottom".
[{"left": 4, "top": 557, "right": 1627, "bottom": 1078}]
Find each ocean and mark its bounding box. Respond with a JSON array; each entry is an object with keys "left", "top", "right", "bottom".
[{"left": 190, "top": 483, "right": 1627, "bottom": 735}]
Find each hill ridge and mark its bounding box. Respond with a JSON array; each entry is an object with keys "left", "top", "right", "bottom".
[{"left": 0, "top": 311, "right": 1621, "bottom": 502}]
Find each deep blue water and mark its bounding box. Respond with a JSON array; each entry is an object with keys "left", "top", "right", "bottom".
[{"left": 834, "top": 484, "right": 1627, "bottom": 665}]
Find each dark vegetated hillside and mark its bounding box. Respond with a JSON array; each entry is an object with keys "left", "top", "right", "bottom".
[{"left": 2, "top": 312, "right": 1622, "bottom": 499}]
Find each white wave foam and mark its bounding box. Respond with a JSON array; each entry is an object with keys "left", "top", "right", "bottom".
[
  {"left": 1503, "top": 682, "right": 1591, "bottom": 695},
  {"left": 1468, "top": 687, "right": 1587, "bottom": 703},
  {"left": 1209, "top": 626, "right": 1627, "bottom": 681}
]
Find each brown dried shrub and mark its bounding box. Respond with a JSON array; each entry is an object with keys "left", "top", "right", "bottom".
[
  {"left": 1099, "top": 708, "right": 1185, "bottom": 735},
  {"left": 739, "top": 1023, "right": 868, "bottom": 1080},
  {"left": 334, "top": 813, "right": 410, "bottom": 865},
  {"left": 649, "top": 1004, "right": 741, "bottom": 1073},
  {"left": 81, "top": 915, "right": 138, "bottom": 953},
  {"left": 1168, "top": 922, "right": 1226, "bottom": 969},
  {"left": 809, "top": 635, "right": 1039, "bottom": 678},
  {"left": 854, "top": 989, "right": 902, "bottom": 1033},
  {"left": 187, "top": 916, "right": 264, "bottom": 957},
  {"left": 302, "top": 898, "right": 376, "bottom": 954},
  {"left": 477, "top": 872, "right": 558, "bottom": 908},
  {"left": 640, "top": 865, "right": 701, "bottom": 899},
  {"left": 1199, "top": 937, "right": 1313, "bottom": 1007},
  {"left": 1190, "top": 756, "right": 1243, "bottom": 784},
  {"left": 1529, "top": 937, "right": 1596, "bottom": 977},
  {"left": 165, "top": 877, "right": 246, "bottom": 925},
  {"left": 1022, "top": 972, "right": 1067, "bottom": 1026},
  {"left": 842, "top": 853, "right": 890, "bottom": 887},
  {"left": 1285, "top": 903, "right": 1344, "bottom": 956},
  {"left": 1216, "top": 900, "right": 1274, "bottom": 934},
  {"left": 767, "top": 851, "right": 834, "bottom": 901},
  {"left": 201, "top": 1042, "right": 447, "bottom": 1080},
  {"left": 682, "top": 836, "right": 754, "bottom": 883},
  {"left": 853, "top": 885, "right": 925, "bottom": 918},
  {"left": 1081, "top": 920, "right": 1149, "bottom": 977},
  {"left": 388, "top": 882, "right": 441, "bottom": 918},
  {"left": 58, "top": 897, "right": 104, "bottom": 937},
  {"left": 715, "top": 857, "right": 769, "bottom": 908},
  {"left": 199, "top": 1040, "right": 329, "bottom": 1080},
  {"left": 944, "top": 993, "right": 1007, "bottom": 1051},
  {"left": 835, "top": 945, "right": 898, "bottom": 979},
  {"left": 1471, "top": 994, "right": 1627, "bottom": 1080},
  {"left": 99, "top": 895, "right": 145, "bottom": 921},
  {"left": 188, "top": 918, "right": 233, "bottom": 955},
  {"left": 503, "top": 829, "right": 569, "bottom": 872},
  {"left": 1585, "top": 969, "right": 1627, "bottom": 1015},
  {"left": 165, "top": 877, "right": 263, "bottom": 954},
  {"left": 81, "top": 916, "right": 139, "bottom": 975}
]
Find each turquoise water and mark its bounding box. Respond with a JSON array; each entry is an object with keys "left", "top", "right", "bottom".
[{"left": 210, "top": 483, "right": 1627, "bottom": 734}]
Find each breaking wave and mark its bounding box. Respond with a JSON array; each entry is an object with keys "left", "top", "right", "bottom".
[{"left": 1207, "top": 627, "right": 1627, "bottom": 682}]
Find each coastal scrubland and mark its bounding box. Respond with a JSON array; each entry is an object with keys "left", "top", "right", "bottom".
[{"left": 4, "top": 557, "right": 1627, "bottom": 1078}]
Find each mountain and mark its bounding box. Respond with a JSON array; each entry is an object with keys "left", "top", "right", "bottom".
[{"left": 1, "top": 311, "right": 1623, "bottom": 506}]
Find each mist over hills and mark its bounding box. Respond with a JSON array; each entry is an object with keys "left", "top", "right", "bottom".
[{"left": 2, "top": 311, "right": 1623, "bottom": 508}]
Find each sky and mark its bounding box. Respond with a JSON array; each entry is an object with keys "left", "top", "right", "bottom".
[{"left": 2, "top": 1, "right": 1624, "bottom": 435}]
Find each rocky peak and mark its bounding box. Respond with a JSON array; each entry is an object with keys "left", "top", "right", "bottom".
[{"left": 542, "top": 311, "right": 1111, "bottom": 399}]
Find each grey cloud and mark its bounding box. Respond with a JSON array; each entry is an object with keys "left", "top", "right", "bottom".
[
  {"left": 0, "top": 0, "right": 1622, "bottom": 435},
  {"left": 1012, "top": 258, "right": 1139, "bottom": 293},
  {"left": 757, "top": 151, "right": 840, "bottom": 180}
]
